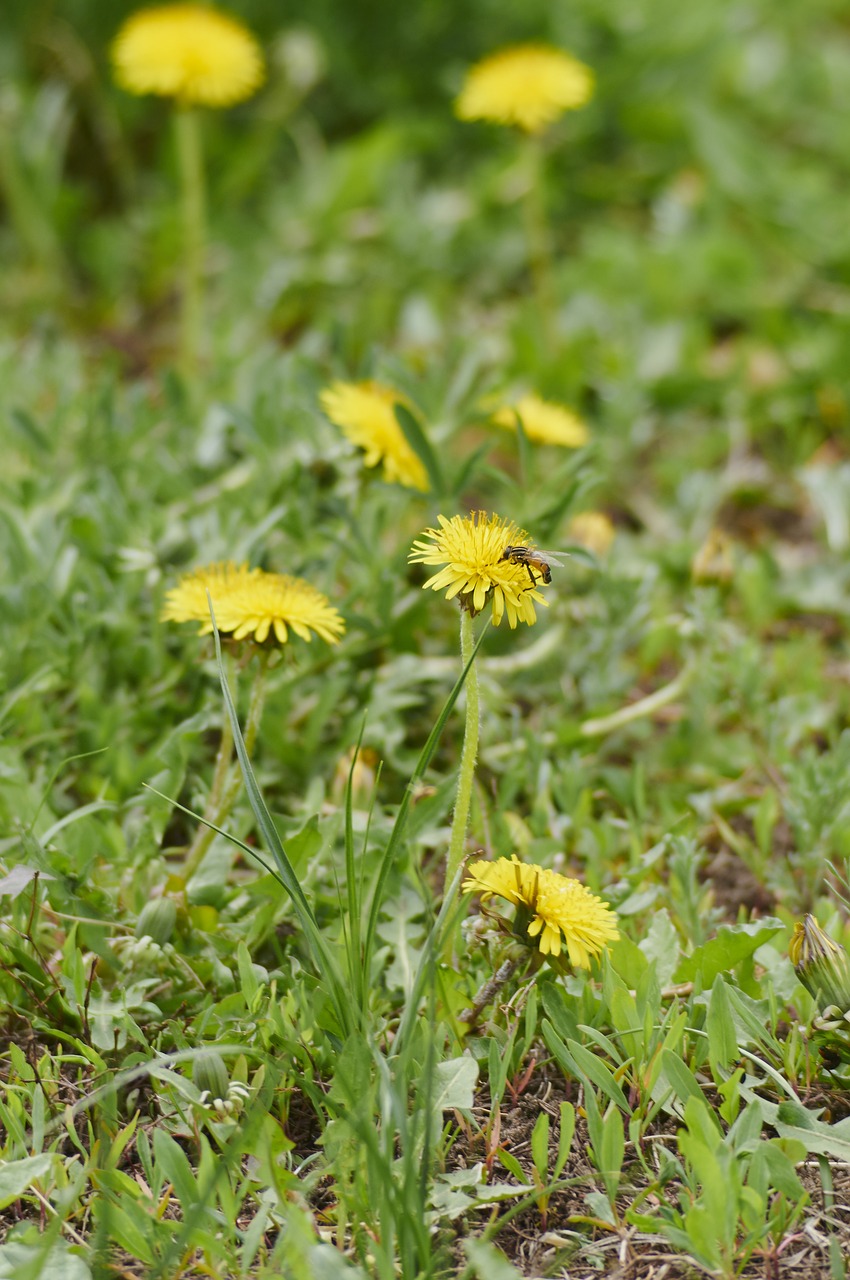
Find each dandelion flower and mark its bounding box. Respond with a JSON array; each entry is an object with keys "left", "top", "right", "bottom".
[
  {"left": 464, "top": 855, "right": 619, "bottom": 967},
  {"left": 112, "top": 5, "right": 264, "bottom": 107},
  {"left": 455, "top": 45, "right": 594, "bottom": 135},
  {"left": 493, "top": 393, "right": 589, "bottom": 448},
  {"left": 409, "top": 511, "right": 549, "bottom": 627},
  {"left": 568, "top": 511, "right": 615, "bottom": 557},
  {"left": 162, "top": 561, "right": 345, "bottom": 645},
  {"left": 320, "top": 380, "right": 428, "bottom": 492}
]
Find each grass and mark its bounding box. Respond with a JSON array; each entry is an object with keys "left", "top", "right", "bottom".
[{"left": 4, "top": 0, "right": 850, "bottom": 1276}]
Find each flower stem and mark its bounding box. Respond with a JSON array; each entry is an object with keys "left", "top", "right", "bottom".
[
  {"left": 445, "top": 609, "right": 480, "bottom": 895},
  {"left": 175, "top": 105, "right": 206, "bottom": 376},
  {"left": 459, "top": 953, "right": 524, "bottom": 1026},
  {"left": 522, "top": 134, "right": 555, "bottom": 345},
  {"left": 183, "top": 653, "right": 268, "bottom": 880}
]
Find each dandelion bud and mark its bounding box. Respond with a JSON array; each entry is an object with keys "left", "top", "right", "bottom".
[{"left": 789, "top": 915, "right": 850, "bottom": 1013}]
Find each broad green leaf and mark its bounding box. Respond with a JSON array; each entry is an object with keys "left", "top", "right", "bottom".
[
  {"left": 152, "top": 1130, "right": 199, "bottom": 1210},
  {"left": 674, "top": 919, "right": 783, "bottom": 985},
  {"left": 0, "top": 1241, "right": 92, "bottom": 1280},
  {"left": 432, "top": 1056, "right": 478, "bottom": 1114},
  {"left": 0, "top": 1154, "right": 56, "bottom": 1209},
  {"left": 607, "top": 935, "right": 649, "bottom": 988},
  {"left": 706, "top": 974, "right": 738, "bottom": 1075}
]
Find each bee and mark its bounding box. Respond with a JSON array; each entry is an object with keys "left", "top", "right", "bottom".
[{"left": 500, "top": 545, "right": 567, "bottom": 587}]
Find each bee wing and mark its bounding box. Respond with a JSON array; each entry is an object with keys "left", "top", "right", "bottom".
[{"left": 534, "top": 550, "right": 569, "bottom": 566}]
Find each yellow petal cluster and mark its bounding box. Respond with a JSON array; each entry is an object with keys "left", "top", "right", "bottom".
[
  {"left": 455, "top": 44, "right": 594, "bottom": 134},
  {"left": 409, "top": 512, "right": 548, "bottom": 627},
  {"left": 493, "top": 394, "right": 589, "bottom": 448},
  {"left": 320, "top": 380, "right": 428, "bottom": 492},
  {"left": 463, "top": 855, "right": 618, "bottom": 967},
  {"left": 112, "top": 5, "right": 264, "bottom": 108},
  {"left": 162, "top": 561, "right": 345, "bottom": 645}
]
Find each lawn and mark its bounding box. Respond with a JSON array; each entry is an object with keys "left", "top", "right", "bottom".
[{"left": 4, "top": 1, "right": 850, "bottom": 1277}]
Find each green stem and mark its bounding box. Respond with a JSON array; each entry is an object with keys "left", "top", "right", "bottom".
[
  {"left": 174, "top": 105, "right": 206, "bottom": 375},
  {"left": 183, "top": 653, "right": 268, "bottom": 880},
  {"left": 445, "top": 609, "right": 480, "bottom": 895},
  {"left": 521, "top": 133, "right": 555, "bottom": 345}
]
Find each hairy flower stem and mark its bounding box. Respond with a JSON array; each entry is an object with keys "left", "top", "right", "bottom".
[
  {"left": 175, "top": 106, "right": 206, "bottom": 376},
  {"left": 446, "top": 609, "right": 480, "bottom": 895},
  {"left": 183, "top": 653, "right": 268, "bottom": 879},
  {"left": 460, "top": 954, "right": 524, "bottom": 1026},
  {"left": 522, "top": 134, "right": 555, "bottom": 348}
]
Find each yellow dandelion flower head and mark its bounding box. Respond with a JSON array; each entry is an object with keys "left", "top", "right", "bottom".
[
  {"left": 455, "top": 44, "right": 594, "bottom": 134},
  {"left": 568, "top": 511, "right": 615, "bottom": 557},
  {"left": 493, "top": 393, "right": 589, "bottom": 448},
  {"left": 112, "top": 5, "right": 264, "bottom": 108},
  {"left": 161, "top": 561, "right": 345, "bottom": 645},
  {"left": 463, "top": 855, "right": 619, "bottom": 968},
  {"left": 409, "top": 511, "right": 550, "bottom": 627},
  {"left": 320, "top": 380, "right": 428, "bottom": 492}
]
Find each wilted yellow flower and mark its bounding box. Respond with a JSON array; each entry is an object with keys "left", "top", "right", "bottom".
[
  {"left": 493, "top": 394, "right": 589, "bottom": 448},
  {"left": 409, "top": 511, "right": 549, "bottom": 627},
  {"left": 320, "top": 380, "right": 428, "bottom": 492},
  {"left": 162, "top": 561, "right": 345, "bottom": 645},
  {"left": 568, "top": 511, "right": 615, "bottom": 557},
  {"left": 464, "top": 855, "right": 618, "bottom": 966},
  {"left": 455, "top": 44, "right": 594, "bottom": 134},
  {"left": 112, "top": 5, "right": 264, "bottom": 107}
]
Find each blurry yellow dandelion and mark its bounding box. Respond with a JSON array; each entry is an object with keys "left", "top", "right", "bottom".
[
  {"left": 463, "top": 855, "right": 619, "bottom": 966},
  {"left": 320, "top": 380, "right": 428, "bottom": 492},
  {"left": 568, "top": 511, "right": 615, "bottom": 557},
  {"left": 455, "top": 44, "right": 594, "bottom": 134},
  {"left": 409, "top": 511, "right": 549, "bottom": 627},
  {"left": 112, "top": 4, "right": 264, "bottom": 107},
  {"left": 493, "top": 393, "right": 589, "bottom": 448},
  {"left": 162, "top": 561, "right": 345, "bottom": 645}
]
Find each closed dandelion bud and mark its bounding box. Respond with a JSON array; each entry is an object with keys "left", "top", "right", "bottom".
[
  {"left": 789, "top": 915, "right": 850, "bottom": 1012},
  {"left": 135, "top": 897, "right": 177, "bottom": 947},
  {"left": 193, "top": 1051, "right": 229, "bottom": 1103}
]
